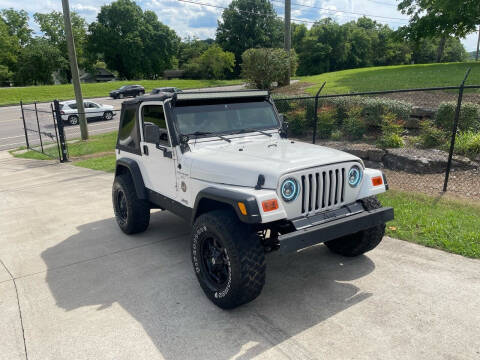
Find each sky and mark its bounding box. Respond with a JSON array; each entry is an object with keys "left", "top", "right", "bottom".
[{"left": 0, "top": 0, "right": 478, "bottom": 51}]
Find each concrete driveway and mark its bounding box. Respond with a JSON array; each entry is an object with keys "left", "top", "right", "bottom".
[{"left": 0, "top": 151, "right": 479, "bottom": 360}]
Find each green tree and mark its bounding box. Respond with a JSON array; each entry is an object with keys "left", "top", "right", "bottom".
[
  {"left": 183, "top": 44, "right": 235, "bottom": 79},
  {"left": 397, "top": 0, "right": 480, "bottom": 61},
  {"left": 0, "top": 18, "right": 19, "bottom": 84},
  {"left": 87, "top": 0, "right": 179, "bottom": 79},
  {"left": 216, "top": 0, "right": 283, "bottom": 74},
  {"left": 411, "top": 36, "right": 467, "bottom": 63},
  {"left": 15, "top": 38, "right": 65, "bottom": 85},
  {"left": 241, "top": 48, "right": 297, "bottom": 89},
  {"left": 1, "top": 9, "right": 32, "bottom": 46},
  {"left": 34, "top": 11, "right": 88, "bottom": 82},
  {"left": 177, "top": 37, "right": 210, "bottom": 69}
]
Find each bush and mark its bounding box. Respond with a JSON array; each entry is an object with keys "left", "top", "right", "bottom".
[
  {"left": 435, "top": 102, "right": 480, "bottom": 132},
  {"left": 377, "top": 113, "right": 404, "bottom": 148},
  {"left": 320, "top": 96, "right": 412, "bottom": 127},
  {"left": 182, "top": 44, "right": 235, "bottom": 79},
  {"left": 316, "top": 106, "right": 336, "bottom": 139},
  {"left": 342, "top": 107, "right": 366, "bottom": 140},
  {"left": 287, "top": 109, "right": 308, "bottom": 136},
  {"left": 331, "top": 130, "right": 343, "bottom": 141},
  {"left": 241, "top": 48, "right": 298, "bottom": 90},
  {"left": 454, "top": 131, "right": 480, "bottom": 158},
  {"left": 419, "top": 121, "right": 448, "bottom": 148}
]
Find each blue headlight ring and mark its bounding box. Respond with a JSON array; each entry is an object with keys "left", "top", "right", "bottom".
[
  {"left": 281, "top": 178, "right": 299, "bottom": 202},
  {"left": 348, "top": 166, "right": 363, "bottom": 187}
]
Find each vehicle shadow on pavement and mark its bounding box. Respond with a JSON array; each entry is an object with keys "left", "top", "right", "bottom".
[{"left": 41, "top": 210, "right": 375, "bottom": 360}]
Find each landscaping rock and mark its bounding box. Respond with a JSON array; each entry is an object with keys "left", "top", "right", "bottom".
[
  {"left": 382, "top": 148, "right": 478, "bottom": 174},
  {"left": 367, "top": 149, "right": 386, "bottom": 162}
]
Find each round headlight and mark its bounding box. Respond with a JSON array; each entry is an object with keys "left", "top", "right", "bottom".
[
  {"left": 281, "top": 178, "right": 299, "bottom": 202},
  {"left": 348, "top": 165, "right": 363, "bottom": 187}
]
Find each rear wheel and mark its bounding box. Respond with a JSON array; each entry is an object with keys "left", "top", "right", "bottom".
[
  {"left": 68, "top": 115, "right": 79, "bottom": 126},
  {"left": 325, "top": 196, "right": 385, "bottom": 257},
  {"left": 112, "top": 174, "right": 150, "bottom": 234},
  {"left": 191, "top": 210, "right": 265, "bottom": 309}
]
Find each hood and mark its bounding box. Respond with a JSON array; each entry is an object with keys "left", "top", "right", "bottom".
[{"left": 185, "top": 138, "right": 361, "bottom": 189}]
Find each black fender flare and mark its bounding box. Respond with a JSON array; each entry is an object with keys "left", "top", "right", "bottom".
[
  {"left": 192, "top": 187, "right": 261, "bottom": 224},
  {"left": 115, "top": 158, "right": 147, "bottom": 200}
]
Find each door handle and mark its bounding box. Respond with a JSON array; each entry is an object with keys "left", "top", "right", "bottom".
[
  {"left": 143, "top": 145, "right": 149, "bottom": 156},
  {"left": 156, "top": 144, "right": 173, "bottom": 158}
]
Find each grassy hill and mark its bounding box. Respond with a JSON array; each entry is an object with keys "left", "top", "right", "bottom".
[
  {"left": 0, "top": 79, "right": 242, "bottom": 106},
  {"left": 300, "top": 62, "right": 480, "bottom": 95}
]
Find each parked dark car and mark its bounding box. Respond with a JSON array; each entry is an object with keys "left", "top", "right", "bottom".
[
  {"left": 110, "top": 85, "right": 145, "bottom": 99},
  {"left": 150, "top": 87, "right": 183, "bottom": 95}
]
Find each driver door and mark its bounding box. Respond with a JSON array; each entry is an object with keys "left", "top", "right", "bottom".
[{"left": 140, "top": 102, "right": 177, "bottom": 200}]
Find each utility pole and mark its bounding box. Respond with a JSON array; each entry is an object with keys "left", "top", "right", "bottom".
[
  {"left": 476, "top": 25, "right": 480, "bottom": 61},
  {"left": 61, "top": 0, "right": 88, "bottom": 140},
  {"left": 284, "top": 0, "right": 291, "bottom": 85}
]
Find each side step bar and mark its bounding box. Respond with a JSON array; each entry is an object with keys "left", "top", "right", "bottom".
[{"left": 278, "top": 207, "right": 394, "bottom": 253}]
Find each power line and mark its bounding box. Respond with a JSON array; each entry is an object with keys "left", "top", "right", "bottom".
[
  {"left": 270, "top": 0, "right": 408, "bottom": 21},
  {"left": 176, "top": 0, "right": 408, "bottom": 24}
]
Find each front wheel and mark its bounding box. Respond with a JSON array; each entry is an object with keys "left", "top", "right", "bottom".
[
  {"left": 325, "top": 196, "right": 386, "bottom": 257},
  {"left": 191, "top": 210, "right": 265, "bottom": 309},
  {"left": 103, "top": 111, "right": 113, "bottom": 120},
  {"left": 112, "top": 174, "right": 150, "bottom": 234}
]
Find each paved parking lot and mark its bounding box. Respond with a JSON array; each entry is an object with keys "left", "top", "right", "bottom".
[{"left": 1, "top": 151, "right": 479, "bottom": 360}]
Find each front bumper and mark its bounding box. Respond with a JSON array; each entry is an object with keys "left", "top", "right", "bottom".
[{"left": 278, "top": 204, "right": 394, "bottom": 253}]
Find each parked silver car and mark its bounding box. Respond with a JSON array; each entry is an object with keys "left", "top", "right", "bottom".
[{"left": 59, "top": 100, "right": 115, "bottom": 126}]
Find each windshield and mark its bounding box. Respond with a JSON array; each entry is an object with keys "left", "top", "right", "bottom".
[
  {"left": 119, "top": 86, "right": 127, "bottom": 90},
  {"left": 174, "top": 101, "right": 279, "bottom": 135}
]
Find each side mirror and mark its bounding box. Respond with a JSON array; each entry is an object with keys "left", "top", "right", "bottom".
[{"left": 144, "top": 122, "right": 160, "bottom": 144}]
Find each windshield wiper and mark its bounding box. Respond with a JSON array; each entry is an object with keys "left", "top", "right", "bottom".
[
  {"left": 187, "top": 131, "right": 231, "bottom": 143},
  {"left": 235, "top": 128, "right": 273, "bottom": 137}
]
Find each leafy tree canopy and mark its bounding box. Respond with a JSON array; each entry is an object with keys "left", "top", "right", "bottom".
[
  {"left": 1, "top": 9, "right": 32, "bottom": 46},
  {"left": 87, "top": 0, "right": 179, "bottom": 79},
  {"left": 216, "top": 0, "right": 283, "bottom": 73}
]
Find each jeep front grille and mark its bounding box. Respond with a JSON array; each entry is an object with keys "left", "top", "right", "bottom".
[{"left": 300, "top": 166, "right": 346, "bottom": 215}]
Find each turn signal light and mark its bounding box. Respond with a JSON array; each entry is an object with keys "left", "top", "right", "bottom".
[
  {"left": 371, "top": 176, "right": 383, "bottom": 187},
  {"left": 262, "top": 199, "right": 279, "bottom": 212},
  {"left": 237, "top": 202, "right": 247, "bottom": 215}
]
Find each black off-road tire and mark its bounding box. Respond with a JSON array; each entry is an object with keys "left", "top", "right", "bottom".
[
  {"left": 325, "top": 196, "right": 385, "bottom": 257},
  {"left": 112, "top": 174, "right": 150, "bottom": 234},
  {"left": 191, "top": 210, "right": 265, "bottom": 309}
]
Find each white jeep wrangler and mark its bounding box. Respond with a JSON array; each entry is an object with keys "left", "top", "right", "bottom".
[{"left": 112, "top": 90, "right": 394, "bottom": 309}]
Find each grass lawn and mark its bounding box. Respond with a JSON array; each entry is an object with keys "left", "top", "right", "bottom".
[
  {"left": 74, "top": 154, "right": 116, "bottom": 172},
  {"left": 379, "top": 190, "right": 480, "bottom": 258},
  {"left": 12, "top": 131, "right": 117, "bottom": 160},
  {"left": 0, "top": 79, "right": 242, "bottom": 106},
  {"left": 300, "top": 62, "right": 480, "bottom": 95}
]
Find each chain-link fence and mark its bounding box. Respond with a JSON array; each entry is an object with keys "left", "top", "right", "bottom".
[{"left": 273, "top": 78, "right": 480, "bottom": 198}]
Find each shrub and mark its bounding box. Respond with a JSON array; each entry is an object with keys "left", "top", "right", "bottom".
[
  {"left": 320, "top": 96, "right": 412, "bottom": 128},
  {"left": 182, "top": 44, "right": 235, "bottom": 79},
  {"left": 342, "top": 107, "right": 366, "bottom": 140},
  {"left": 377, "top": 113, "right": 404, "bottom": 148},
  {"left": 419, "top": 121, "right": 448, "bottom": 148},
  {"left": 454, "top": 131, "right": 480, "bottom": 158},
  {"left": 286, "top": 109, "right": 308, "bottom": 136},
  {"left": 241, "top": 48, "right": 298, "bottom": 90},
  {"left": 316, "top": 106, "right": 336, "bottom": 139},
  {"left": 330, "top": 130, "right": 343, "bottom": 141},
  {"left": 435, "top": 102, "right": 480, "bottom": 132}
]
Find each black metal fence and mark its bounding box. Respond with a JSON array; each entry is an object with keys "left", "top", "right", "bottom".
[
  {"left": 20, "top": 101, "right": 63, "bottom": 161},
  {"left": 19, "top": 74, "right": 480, "bottom": 195},
  {"left": 274, "top": 70, "right": 480, "bottom": 194}
]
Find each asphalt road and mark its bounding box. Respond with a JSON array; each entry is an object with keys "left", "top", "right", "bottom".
[
  {"left": 1, "top": 151, "right": 479, "bottom": 360},
  {"left": 0, "top": 84, "right": 246, "bottom": 152}
]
